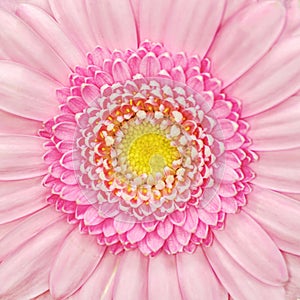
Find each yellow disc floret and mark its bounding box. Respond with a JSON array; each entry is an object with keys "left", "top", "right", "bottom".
[{"left": 129, "top": 133, "right": 179, "bottom": 175}]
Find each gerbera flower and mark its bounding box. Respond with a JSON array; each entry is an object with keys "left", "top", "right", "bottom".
[{"left": 0, "top": 0, "right": 300, "bottom": 299}]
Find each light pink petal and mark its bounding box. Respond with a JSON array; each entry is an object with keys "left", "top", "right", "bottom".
[
  {"left": 139, "top": 52, "right": 161, "bottom": 77},
  {"left": 32, "top": 290, "right": 54, "bottom": 300},
  {"left": 252, "top": 148, "right": 300, "bottom": 193},
  {"left": 222, "top": 0, "right": 256, "bottom": 24},
  {"left": 16, "top": 4, "right": 86, "bottom": 69},
  {"left": 0, "top": 218, "right": 24, "bottom": 241},
  {"left": 204, "top": 239, "right": 286, "bottom": 300},
  {"left": 113, "top": 250, "right": 148, "bottom": 300},
  {"left": 226, "top": 35, "right": 300, "bottom": 117},
  {"left": 214, "top": 211, "right": 288, "bottom": 285},
  {"left": 50, "top": 229, "right": 105, "bottom": 299},
  {"left": 81, "top": 84, "right": 100, "bottom": 104},
  {"left": 247, "top": 95, "right": 300, "bottom": 150},
  {"left": 0, "top": 206, "right": 63, "bottom": 260},
  {"left": 0, "top": 109, "right": 41, "bottom": 135},
  {"left": 0, "top": 61, "right": 60, "bottom": 120},
  {"left": 276, "top": 0, "right": 300, "bottom": 39},
  {"left": 148, "top": 252, "right": 182, "bottom": 300},
  {"left": 71, "top": 251, "right": 119, "bottom": 300},
  {"left": 244, "top": 186, "right": 300, "bottom": 255},
  {"left": 49, "top": 0, "right": 97, "bottom": 53},
  {"left": 139, "top": 0, "right": 172, "bottom": 44},
  {"left": 112, "top": 59, "right": 132, "bottom": 83},
  {"left": 0, "top": 176, "right": 48, "bottom": 224},
  {"left": 20, "top": 0, "right": 52, "bottom": 13},
  {"left": 165, "top": 0, "right": 225, "bottom": 57},
  {"left": 176, "top": 248, "right": 228, "bottom": 300},
  {"left": 85, "top": 0, "right": 137, "bottom": 50},
  {"left": 208, "top": 1, "right": 285, "bottom": 87},
  {"left": 0, "top": 135, "right": 47, "bottom": 180},
  {"left": 0, "top": 219, "right": 71, "bottom": 300},
  {"left": 283, "top": 253, "right": 300, "bottom": 299},
  {"left": 0, "top": 9, "right": 69, "bottom": 84}
]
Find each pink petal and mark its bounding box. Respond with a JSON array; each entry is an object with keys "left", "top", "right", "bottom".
[
  {"left": 50, "top": 229, "right": 106, "bottom": 299},
  {"left": 0, "top": 219, "right": 71, "bottom": 299},
  {"left": 112, "top": 59, "right": 132, "bottom": 83},
  {"left": 176, "top": 248, "right": 228, "bottom": 300},
  {"left": 72, "top": 251, "right": 119, "bottom": 300},
  {"left": 0, "top": 135, "right": 47, "bottom": 180},
  {"left": 139, "top": 52, "right": 161, "bottom": 77},
  {"left": 16, "top": 4, "right": 86, "bottom": 69},
  {"left": 156, "top": 218, "right": 173, "bottom": 239},
  {"left": 252, "top": 148, "right": 300, "bottom": 193},
  {"left": 208, "top": 1, "right": 285, "bottom": 87},
  {"left": 0, "top": 176, "right": 48, "bottom": 224},
  {"left": 244, "top": 186, "right": 300, "bottom": 255},
  {"left": 85, "top": 0, "right": 137, "bottom": 50},
  {"left": 162, "top": 0, "right": 225, "bottom": 57},
  {"left": 49, "top": 0, "right": 97, "bottom": 53},
  {"left": 148, "top": 252, "right": 182, "bottom": 300},
  {"left": 222, "top": 0, "right": 256, "bottom": 24},
  {"left": 0, "top": 61, "right": 60, "bottom": 120},
  {"left": 139, "top": 0, "right": 173, "bottom": 43},
  {"left": 204, "top": 239, "right": 286, "bottom": 300},
  {"left": 213, "top": 119, "right": 238, "bottom": 140},
  {"left": 0, "top": 109, "right": 41, "bottom": 135},
  {"left": 0, "top": 9, "right": 69, "bottom": 84},
  {"left": 247, "top": 95, "right": 300, "bottom": 150},
  {"left": 226, "top": 35, "right": 300, "bottom": 117},
  {"left": 0, "top": 206, "right": 63, "bottom": 260},
  {"left": 214, "top": 211, "right": 288, "bottom": 285},
  {"left": 113, "top": 219, "right": 135, "bottom": 234},
  {"left": 283, "top": 253, "right": 300, "bottom": 299},
  {"left": 146, "top": 231, "right": 165, "bottom": 252},
  {"left": 113, "top": 250, "right": 148, "bottom": 300},
  {"left": 53, "top": 122, "right": 76, "bottom": 141},
  {"left": 0, "top": 218, "right": 24, "bottom": 241}
]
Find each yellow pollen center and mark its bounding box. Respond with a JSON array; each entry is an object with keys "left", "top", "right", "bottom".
[{"left": 128, "top": 133, "right": 180, "bottom": 175}]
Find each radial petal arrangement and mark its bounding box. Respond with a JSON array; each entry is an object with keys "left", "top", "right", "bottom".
[{"left": 0, "top": 0, "right": 299, "bottom": 299}]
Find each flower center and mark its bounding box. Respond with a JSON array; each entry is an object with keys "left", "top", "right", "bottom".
[{"left": 122, "top": 124, "right": 180, "bottom": 176}]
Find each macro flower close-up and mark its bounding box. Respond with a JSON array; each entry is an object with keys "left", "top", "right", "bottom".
[{"left": 0, "top": 0, "right": 300, "bottom": 299}]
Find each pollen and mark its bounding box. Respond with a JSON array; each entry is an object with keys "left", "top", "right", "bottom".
[{"left": 128, "top": 132, "right": 180, "bottom": 176}]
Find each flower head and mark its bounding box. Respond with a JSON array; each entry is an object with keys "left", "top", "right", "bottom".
[{"left": 0, "top": 0, "right": 300, "bottom": 299}]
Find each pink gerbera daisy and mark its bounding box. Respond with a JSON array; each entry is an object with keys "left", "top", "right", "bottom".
[{"left": 0, "top": 0, "right": 300, "bottom": 299}]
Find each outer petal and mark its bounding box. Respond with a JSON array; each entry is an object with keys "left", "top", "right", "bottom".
[
  {"left": 16, "top": 4, "right": 86, "bottom": 69},
  {"left": 85, "top": 0, "right": 137, "bottom": 50},
  {"left": 0, "top": 219, "right": 71, "bottom": 300},
  {"left": 113, "top": 250, "right": 148, "bottom": 300},
  {"left": 49, "top": 0, "right": 97, "bottom": 53},
  {"left": 252, "top": 148, "right": 300, "bottom": 193},
  {"left": 208, "top": 1, "right": 285, "bottom": 87},
  {"left": 214, "top": 211, "right": 288, "bottom": 285},
  {"left": 148, "top": 252, "right": 182, "bottom": 300},
  {"left": 138, "top": 0, "right": 172, "bottom": 44},
  {"left": 247, "top": 95, "right": 300, "bottom": 150},
  {"left": 0, "top": 109, "right": 41, "bottom": 135},
  {"left": 0, "top": 0, "right": 53, "bottom": 15},
  {"left": 222, "top": 0, "right": 256, "bottom": 24},
  {"left": 49, "top": 229, "right": 105, "bottom": 299},
  {"left": 0, "top": 135, "right": 47, "bottom": 180},
  {"left": 284, "top": 253, "right": 300, "bottom": 299},
  {"left": 244, "top": 186, "right": 300, "bottom": 255},
  {"left": 162, "top": 0, "right": 225, "bottom": 57},
  {"left": 0, "top": 61, "right": 60, "bottom": 121},
  {"left": 0, "top": 206, "right": 64, "bottom": 260},
  {"left": 0, "top": 9, "right": 69, "bottom": 84},
  {"left": 226, "top": 35, "right": 300, "bottom": 117},
  {"left": 0, "top": 176, "right": 48, "bottom": 224},
  {"left": 176, "top": 248, "right": 228, "bottom": 300},
  {"left": 71, "top": 251, "right": 119, "bottom": 300},
  {"left": 204, "top": 239, "right": 286, "bottom": 300}
]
